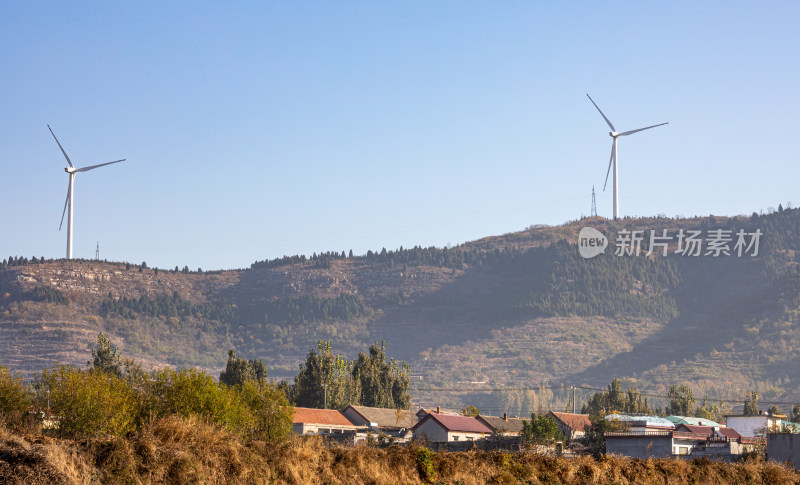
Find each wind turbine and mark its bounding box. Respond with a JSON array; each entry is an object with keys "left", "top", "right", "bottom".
[
  {"left": 586, "top": 94, "right": 668, "bottom": 220},
  {"left": 48, "top": 125, "right": 126, "bottom": 259}
]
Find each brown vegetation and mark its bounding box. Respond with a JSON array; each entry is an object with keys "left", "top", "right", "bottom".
[{"left": 2, "top": 420, "right": 800, "bottom": 484}]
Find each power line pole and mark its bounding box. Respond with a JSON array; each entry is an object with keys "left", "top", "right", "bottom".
[
  {"left": 323, "top": 383, "right": 328, "bottom": 409},
  {"left": 95, "top": 242, "right": 100, "bottom": 261},
  {"left": 591, "top": 186, "right": 598, "bottom": 217},
  {"left": 572, "top": 385, "right": 576, "bottom": 414}
]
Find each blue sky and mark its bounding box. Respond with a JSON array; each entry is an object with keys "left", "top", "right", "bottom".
[{"left": 2, "top": 2, "right": 798, "bottom": 270}]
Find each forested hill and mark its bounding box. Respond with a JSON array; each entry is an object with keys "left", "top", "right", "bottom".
[{"left": 3, "top": 207, "right": 800, "bottom": 412}]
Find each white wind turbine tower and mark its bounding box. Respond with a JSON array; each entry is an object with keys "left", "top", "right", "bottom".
[
  {"left": 586, "top": 94, "right": 668, "bottom": 220},
  {"left": 48, "top": 125, "right": 126, "bottom": 259}
]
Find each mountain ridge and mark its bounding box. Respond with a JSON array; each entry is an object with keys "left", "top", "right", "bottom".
[{"left": 3, "top": 209, "right": 800, "bottom": 412}]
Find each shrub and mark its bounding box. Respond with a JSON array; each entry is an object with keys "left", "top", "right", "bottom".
[
  {"left": 145, "top": 368, "right": 252, "bottom": 435},
  {"left": 521, "top": 413, "right": 564, "bottom": 446},
  {"left": 35, "top": 365, "right": 138, "bottom": 438},
  {"left": 416, "top": 447, "right": 437, "bottom": 483},
  {"left": 0, "top": 364, "right": 31, "bottom": 430},
  {"left": 237, "top": 380, "right": 294, "bottom": 443}
]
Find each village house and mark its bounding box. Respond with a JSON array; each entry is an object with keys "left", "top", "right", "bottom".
[
  {"left": 342, "top": 405, "right": 418, "bottom": 440},
  {"left": 475, "top": 413, "right": 527, "bottom": 437},
  {"left": 725, "top": 412, "right": 786, "bottom": 437},
  {"left": 548, "top": 411, "right": 592, "bottom": 442},
  {"left": 412, "top": 413, "right": 493, "bottom": 442},
  {"left": 605, "top": 422, "right": 754, "bottom": 461},
  {"left": 292, "top": 407, "right": 360, "bottom": 436}
]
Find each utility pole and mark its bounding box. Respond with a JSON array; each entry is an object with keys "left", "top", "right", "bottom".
[
  {"left": 572, "top": 386, "right": 576, "bottom": 414},
  {"left": 323, "top": 383, "right": 328, "bottom": 409},
  {"left": 591, "top": 187, "right": 598, "bottom": 217},
  {"left": 95, "top": 242, "right": 100, "bottom": 261}
]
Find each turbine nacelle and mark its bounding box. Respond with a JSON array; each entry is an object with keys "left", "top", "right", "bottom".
[
  {"left": 609, "top": 131, "right": 619, "bottom": 138},
  {"left": 65, "top": 167, "right": 77, "bottom": 174}
]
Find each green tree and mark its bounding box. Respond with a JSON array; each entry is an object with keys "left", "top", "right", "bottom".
[
  {"left": 292, "top": 340, "right": 411, "bottom": 410},
  {"left": 623, "top": 386, "right": 651, "bottom": 414},
  {"left": 768, "top": 405, "right": 782, "bottom": 416},
  {"left": 791, "top": 403, "right": 800, "bottom": 423},
  {"left": 35, "top": 365, "right": 139, "bottom": 438},
  {"left": 293, "top": 340, "right": 360, "bottom": 409},
  {"left": 520, "top": 413, "right": 564, "bottom": 446},
  {"left": 145, "top": 368, "right": 251, "bottom": 435},
  {"left": 666, "top": 384, "right": 695, "bottom": 416},
  {"left": 606, "top": 378, "right": 625, "bottom": 413},
  {"left": 0, "top": 363, "right": 31, "bottom": 430},
  {"left": 744, "top": 391, "right": 760, "bottom": 415},
  {"left": 461, "top": 405, "right": 480, "bottom": 417},
  {"left": 352, "top": 341, "right": 411, "bottom": 409},
  {"left": 238, "top": 380, "right": 294, "bottom": 443},
  {"left": 583, "top": 416, "right": 612, "bottom": 458},
  {"left": 582, "top": 378, "right": 649, "bottom": 417},
  {"left": 219, "top": 350, "right": 268, "bottom": 387},
  {"left": 88, "top": 332, "right": 123, "bottom": 378}
]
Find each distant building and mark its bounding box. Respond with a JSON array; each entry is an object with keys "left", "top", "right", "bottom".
[
  {"left": 726, "top": 412, "right": 786, "bottom": 437},
  {"left": 476, "top": 413, "right": 526, "bottom": 437},
  {"left": 548, "top": 411, "right": 592, "bottom": 442},
  {"left": 412, "top": 413, "right": 493, "bottom": 442},
  {"left": 292, "top": 407, "right": 359, "bottom": 436},
  {"left": 768, "top": 433, "right": 800, "bottom": 465},
  {"left": 605, "top": 430, "right": 673, "bottom": 458},
  {"left": 342, "top": 405, "right": 417, "bottom": 440},
  {"left": 605, "top": 423, "right": 755, "bottom": 461}
]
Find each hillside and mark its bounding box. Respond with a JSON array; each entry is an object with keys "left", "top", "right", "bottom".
[{"left": 3, "top": 208, "right": 800, "bottom": 412}]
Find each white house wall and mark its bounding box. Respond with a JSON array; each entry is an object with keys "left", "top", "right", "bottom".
[
  {"left": 414, "top": 419, "right": 450, "bottom": 442},
  {"left": 726, "top": 416, "right": 778, "bottom": 438}
]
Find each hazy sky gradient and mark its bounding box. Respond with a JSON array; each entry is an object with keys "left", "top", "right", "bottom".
[{"left": 2, "top": 2, "right": 798, "bottom": 269}]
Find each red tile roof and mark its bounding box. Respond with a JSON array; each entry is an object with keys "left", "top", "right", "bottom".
[
  {"left": 676, "top": 424, "right": 714, "bottom": 436},
  {"left": 293, "top": 407, "right": 355, "bottom": 426},
  {"left": 413, "top": 413, "right": 493, "bottom": 434},
  {"left": 549, "top": 412, "right": 592, "bottom": 432},
  {"left": 673, "top": 424, "right": 743, "bottom": 441},
  {"left": 717, "top": 427, "right": 742, "bottom": 440}
]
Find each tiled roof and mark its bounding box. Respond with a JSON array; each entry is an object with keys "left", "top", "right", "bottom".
[
  {"left": 717, "top": 427, "right": 742, "bottom": 440},
  {"left": 345, "top": 405, "right": 418, "bottom": 428},
  {"left": 293, "top": 407, "right": 356, "bottom": 426},
  {"left": 550, "top": 412, "right": 592, "bottom": 432},
  {"left": 413, "top": 413, "right": 493, "bottom": 434},
  {"left": 476, "top": 415, "right": 526, "bottom": 433},
  {"left": 675, "top": 424, "right": 714, "bottom": 437}
]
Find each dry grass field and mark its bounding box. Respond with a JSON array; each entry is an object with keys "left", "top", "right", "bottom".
[{"left": 2, "top": 418, "right": 799, "bottom": 484}]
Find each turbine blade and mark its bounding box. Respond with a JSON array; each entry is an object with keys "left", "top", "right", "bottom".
[
  {"left": 619, "top": 122, "right": 668, "bottom": 137},
  {"left": 47, "top": 124, "right": 74, "bottom": 168},
  {"left": 75, "top": 159, "right": 126, "bottom": 173},
  {"left": 59, "top": 183, "right": 70, "bottom": 231},
  {"left": 603, "top": 142, "right": 615, "bottom": 191},
  {"left": 586, "top": 94, "right": 616, "bottom": 132}
]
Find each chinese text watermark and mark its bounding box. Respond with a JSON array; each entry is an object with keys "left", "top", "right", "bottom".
[{"left": 579, "top": 227, "right": 762, "bottom": 259}]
